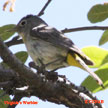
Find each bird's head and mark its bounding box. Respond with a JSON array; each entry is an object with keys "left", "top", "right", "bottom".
[{"left": 13, "top": 15, "right": 47, "bottom": 37}]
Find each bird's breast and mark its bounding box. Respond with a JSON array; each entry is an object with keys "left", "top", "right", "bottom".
[{"left": 25, "top": 38, "right": 68, "bottom": 67}]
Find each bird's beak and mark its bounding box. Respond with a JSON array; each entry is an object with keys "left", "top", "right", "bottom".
[{"left": 5, "top": 25, "right": 18, "bottom": 33}]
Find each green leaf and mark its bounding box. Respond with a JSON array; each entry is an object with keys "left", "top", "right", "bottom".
[
  {"left": 0, "top": 90, "right": 11, "bottom": 108},
  {"left": 99, "top": 30, "right": 108, "bottom": 45},
  {"left": 82, "top": 46, "right": 108, "bottom": 68},
  {"left": 88, "top": 4, "right": 108, "bottom": 23},
  {"left": 15, "top": 51, "right": 28, "bottom": 63},
  {"left": 81, "top": 63, "right": 108, "bottom": 93},
  {"left": 0, "top": 24, "right": 16, "bottom": 41}
]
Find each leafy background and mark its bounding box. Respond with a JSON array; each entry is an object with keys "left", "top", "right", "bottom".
[
  {"left": 0, "top": 0, "right": 108, "bottom": 108},
  {"left": 81, "top": 3, "right": 108, "bottom": 92}
]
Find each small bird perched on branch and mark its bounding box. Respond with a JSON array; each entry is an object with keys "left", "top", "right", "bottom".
[{"left": 14, "top": 14, "right": 103, "bottom": 87}]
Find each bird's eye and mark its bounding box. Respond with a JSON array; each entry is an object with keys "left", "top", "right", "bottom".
[{"left": 19, "top": 20, "right": 27, "bottom": 27}]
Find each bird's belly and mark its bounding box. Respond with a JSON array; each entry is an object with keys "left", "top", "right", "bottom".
[{"left": 25, "top": 39, "right": 68, "bottom": 69}]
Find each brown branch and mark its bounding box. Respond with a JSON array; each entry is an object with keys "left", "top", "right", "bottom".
[
  {"left": 5, "top": 36, "right": 23, "bottom": 47},
  {"left": 0, "top": 65, "right": 16, "bottom": 82},
  {"left": 37, "top": 0, "right": 52, "bottom": 16},
  {"left": 4, "top": 26, "right": 108, "bottom": 47},
  {"left": 0, "top": 38, "right": 37, "bottom": 86},
  {"left": 0, "top": 37, "right": 104, "bottom": 108},
  {"left": 61, "top": 26, "right": 108, "bottom": 33},
  {"left": 0, "top": 81, "right": 13, "bottom": 88},
  {"left": 0, "top": 65, "right": 27, "bottom": 97}
]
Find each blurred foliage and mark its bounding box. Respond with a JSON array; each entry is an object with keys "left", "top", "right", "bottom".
[
  {"left": 0, "top": 24, "right": 16, "bottom": 41},
  {"left": 0, "top": 90, "right": 11, "bottom": 108},
  {"left": 82, "top": 46, "right": 108, "bottom": 68},
  {"left": 82, "top": 3, "right": 108, "bottom": 92},
  {"left": 81, "top": 63, "right": 108, "bottom": 93},
  {"left": 82, "top": 46, "right": 108, "bottom": 92},
  {"left": 88, "top": 4, "right": 108, "bottom": 23},
  {"left": 99, "top": 30, "right": 108, "bottom": 45}
]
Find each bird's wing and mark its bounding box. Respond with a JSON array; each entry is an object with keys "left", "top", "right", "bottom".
[{"left": 30, "top": 25, "right": 93, "bottom": 65}]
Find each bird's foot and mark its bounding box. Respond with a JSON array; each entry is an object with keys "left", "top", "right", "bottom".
[{"left": 29, "top": 61, "right": 46, "bottom": 74}]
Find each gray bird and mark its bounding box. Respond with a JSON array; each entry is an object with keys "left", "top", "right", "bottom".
[{"left": 14, "top": 15, "right": 103, "bottom": 87}]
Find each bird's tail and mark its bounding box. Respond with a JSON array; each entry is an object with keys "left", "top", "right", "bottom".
[{"left": 67, "top": 53, "right": 103, "bottom": 87}]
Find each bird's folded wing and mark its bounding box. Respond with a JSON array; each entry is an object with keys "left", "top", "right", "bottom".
[{"left": 30, "top": 25, "right": 93, "bottom": 65}]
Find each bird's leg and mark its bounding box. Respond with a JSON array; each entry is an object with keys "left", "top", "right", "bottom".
[
  {"left": 28, "top": 60, "right": 46, "bottom": 74},
  {"left": 35, "top": 59, "right": 59, "bottom": 80},
  {"left": 29, "top": 58, "right": 65, "bottom": 74},
  {"left": 37, "top": 59, "right": 46, "bottom": 72}
]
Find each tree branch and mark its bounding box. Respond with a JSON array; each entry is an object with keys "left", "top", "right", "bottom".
[
  {"left": 5, "top": 36, "right": 23, "bottom": 47},
  {"left": 0, "top": 37, "right": 104, "bottom": 108},
  {"left": 0, "top": 38, "right": 38, "bottom": 86},
  {"left": 37, "top": 0, "right": 52, "bottom": 16},
  {"left": 0, "top": 65, "right": 16, "bottom": 82},
  {"left": 5, "top": 26, "right": 108, "bottom": 48},
  {"left": 61, "top": 26, "right": 108, "bottom": 33},
  {"left": 5, "top": 26, "right": 108, "bottom": 47}
]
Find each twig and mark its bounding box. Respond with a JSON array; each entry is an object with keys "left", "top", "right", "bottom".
[
  {"left": 5, "top": 26, "right": 108, "bottom": 47},
  {"left": 37, "top": 0, "right": 52, "bottom": 16},
  {"left": 61, "top": 26, "right": 108, "bottom": 33},
  {"left": 5, "top": 36, "right": 23, "bottom": 47}
]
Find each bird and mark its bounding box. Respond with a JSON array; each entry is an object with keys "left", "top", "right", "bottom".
[{"left": 14, "top": 14, "right": 103, "bottom": 87}]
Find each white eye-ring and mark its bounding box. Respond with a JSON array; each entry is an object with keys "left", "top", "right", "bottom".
[{"left": 19, "top": 20, "right": 27, "bottom": 27}]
